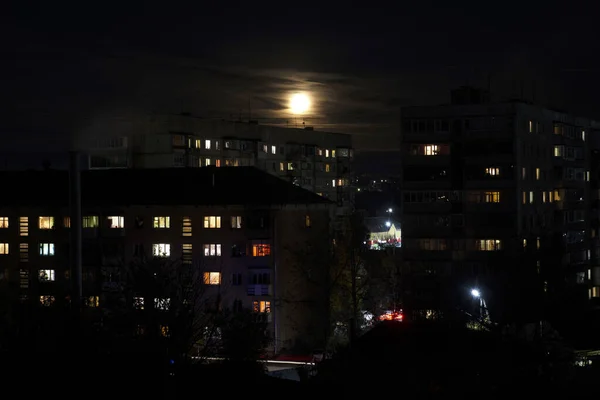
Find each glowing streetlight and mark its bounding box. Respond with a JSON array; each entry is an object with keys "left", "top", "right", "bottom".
[
  {"left": 385, "top": 221, "right": 391, "bottom": 227},
  {"left": 471, "top": 289, "right": 481, "bottom": 298},
  {"left": 387, "top": 208, "right": 393, "bottom": 213},
  {"left": 290, "top": 93, "right": 310, "bottom": 114}
]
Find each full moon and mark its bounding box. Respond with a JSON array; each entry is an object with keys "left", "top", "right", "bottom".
[{"left": 290, "top": 93, "right": 310, "bottom": 114}]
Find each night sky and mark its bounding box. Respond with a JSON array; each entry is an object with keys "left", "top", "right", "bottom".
[{"left": 2, "top": 1, "right": 600, "bottom": 157}]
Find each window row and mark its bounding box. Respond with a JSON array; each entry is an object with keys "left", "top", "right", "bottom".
[
  {"left": 151, "top": 243, "right": 271, "bottom": 258},
  {"left": 0, "top": 243, "right": 55, "bottom": 256},
  {"left": 409, "top": 239, "right": 503, "bottom": 251}
]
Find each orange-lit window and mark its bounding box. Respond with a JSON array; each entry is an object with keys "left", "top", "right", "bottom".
[
  {"left": 182, "top": 217, "right": 192, "bottom": 236},
  {"left": 0, "top": 217, "right": 8, "bottom": 228},
  {"left": 253, "top": 301, "right": 271, "bottom": 313},
  {"left": 204, "top": 216, "right": 221, "bottom": 229},
  {"left": 424, "top": 145, "right": 438, "bottom": 155},
  {"left": 325, "top": 164, "right": 330, "bottom": 172},
  {"left": 476, "top": 239, "right": 502, "bottom": 251},
  {"left": 203, "top": 272, "right": 221, "bottom": 285},
  {"left": 215, "top": 159, "right": 221, "bottom": 167},
  {"left": 252, "top": 244, "right": 271, "bottom": 257},
  {"left": 19, "top": 217, "right": 28, "bottom": 236},
  {"left": 484, "top": 191, "right": 500, "bottom": 203},
  {"left": 0, "top": 243, "right": 8, "bottom": 255},
  {"left": 63, "top": 216, "right": 71, "bottom": 228}
]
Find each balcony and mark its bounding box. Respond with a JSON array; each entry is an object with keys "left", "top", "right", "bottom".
[
  {"left": 102, "top": 281, "right": 124, "bottom": 292},
  {"left": 247, "top": 284, "right": 272, "bottom": 296}
]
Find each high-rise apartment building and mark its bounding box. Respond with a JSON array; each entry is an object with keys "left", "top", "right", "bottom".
[
  {"left": 76, "top": 115, "right": 354, "bottom": 208},
  {"left": 400, "top": 87, "right": 598, "bottom": 338},
  {"left": 0, "top": 167, "right": 334, "bottom": 353}
]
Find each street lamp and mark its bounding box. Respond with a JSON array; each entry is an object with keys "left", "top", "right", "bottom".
[
  {"left": 470, "top": 288, "right": 490, "bottom": 323},
  {"left": 470, "top": 289, "right": 480, "bottom": 298},
  {"left": 385, "top": 221, "right": 391, "bottom": 227}
]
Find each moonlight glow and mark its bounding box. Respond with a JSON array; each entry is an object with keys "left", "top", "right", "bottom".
[{"left": 290, "top": 93, "right": 310, "bottom": 114}]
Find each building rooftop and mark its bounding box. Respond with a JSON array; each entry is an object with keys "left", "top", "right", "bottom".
[{"left": 0, "top": 167, "right": 333, "bottom": 207}]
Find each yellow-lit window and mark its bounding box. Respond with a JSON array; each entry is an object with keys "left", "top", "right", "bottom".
[
  {"left": 0, "top": 217, "right": 8, "bottom": 228},
  {"left": 424, "top": 145, "right": 438, "bottom": 155},
  {"left": 253, "top": 300, "right": 271, "bottom": 313},
  {"left": 332, "top": 150, "right": 336, "bottom": 158},
  {"left": 305, "top": 215, "right": 311, "bottom": 228},
  {"left": 203, "top": 272, "right": 221, "bottom": 285},
  {"left": 83, "top": 216, "right": 99, "bottom": 228},
  {"left": 476, "top": 239, "right": 502, "bottom": 251},
  {"left": 549, "top": 191, "right": 554, "bottom": 202},
  {"left": 0, "top": 243, "right": 8, "bottom": 255},
  {"left": 485, "top": 167, "right": 499, "bottom": 176},
  {"left": 252, "top": 244, "right": 271, "bottom": 257},
  {"left": 279, "top": 162, "right": 284, "bottom": 171},
  {"left": 195, "top": 139, "right": 201, "bottom": 148},
  {"left": 152, "top": 243, "right": 170, "bottom": 257},
  {"left": 542, "top": 192, "right": 547, "bottom": 203},
  {"left": 554, "top": 190, "right": 561, "bottom": 201},
  {"left": 523, "top": 239, "right": 527, "bottom": 248},
  {"left": 484, "top": 191, "right": 500, "bottom": 203},
  {"left": 591, "top": 287, "right": 600, "bottom": 298},
  {"left": 287, "top": 162, "right": 295, "bottom": 170},
  {"left": 153, "top": 216, "right": 170, "bottom": 228},
  {"left": 205, "top": 158, "right": 211, "bottom": 166},
  {"left": 182, "top": 217, "right": 192, "bottom": 237},
  {"left": 160, "top": 325, "right": 170, "bottom": 337},
  {"left": 204, "top": 216, "right": 221, "bottom": 229},
  {"left": 39, "top": 296, "right": 55, "bottom": 306},
  {"left": 39, "top": 269, "right": 55, "bottom": 281},
  {"left": 39, "top": 243, "right": 54, "bottom": 256},
  {"left": 231, "top": 216, "right": 242, "bottom": 229},
  {"left": 39, "top": 216, "right": 54, "bottom": 229},
  {"left": 535, "top": 168, "right": 540, "bottom": 180},
  {"left": 19, "top": 243, "right": 28, "bottom": 262},
  {"left": 529, "top": 191, "right": 534, "bottom": 204},
  {"left": 87, "top": 296, "right": 100, "bottom": 307},
  {"left": 63, "top": 216, "right": 71, "bottom": 228},
  {"left": 325, "top": 164, "right": 330, "bottom": 172},
  {"left": 107, "top": 216, "right": 124, "bottom": 228},
  {"left": 536, "top": 237, "right": 541, "bottom": 250},
  {"left": 182, "top": 243, "right": 192, "bottom": 264},
  {"left": 203, "top": 244, "right": 222, "bottom": 256}
]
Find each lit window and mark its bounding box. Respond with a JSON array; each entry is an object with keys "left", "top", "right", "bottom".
[
  {"left": 553, "top": 145, "right": 564, "bottom": 157},
  {"left": 252, "top": 244, "right": 271, "bottom": 257},
  {"left": 153, "top": 216, "right": 170, "bottom": 228},
  {"left": 287, "top": 162, "right": 295, "bottom": 171},
  {"left": 521, "top": 167, "right": 526, "bottom": 180},
  {"left": 107, "top": 216, "right": 124, "bottom": 228},
  {"left": 332, "top": 150, "right": 336, "bottom": 157},
  {"left": 231, "top": 216, "right": 242, "bottom": 229},
  {"left": 39, "top": 296, "right": 55, "bottom": 306},
  {"left": 325, "top": 149, "right": 330, "bottom": 158},
  {"left": 195, "top": 139, "right": 201, "bottom": 148},
  {"left": 424, "top": 145, "right": 439, "bottom": 155},
  {"left": 253, "top": 301, "right": 271, "bottom": 313},
  {"left": 0, "top": 217, "right": 8, "bottom": 228},
  {"left": 476, "top": 239, "right": 502, "bottom": 251},
  {"left": 536, "top": 237, "right": 541, "bottom": 250},
  {"left": 203, "top": 244, "right": 222, "bottom": 256},
  {"left": 63, "top": 216, "right": 71, "bottom": 228},
  {"left": 529, "top": 191, "right": 534, "bottom": 204},
  {"left": 182, "top": 243, "right": 192, "bottom": 264},
  {"left": 203, "top": 216, "right": 221, "bottom": 229},
  {"left": 522, "top": 191, "right": 526, "bottom": 205},
  {"left": 484, "top": 191, "right": 500, "bottom": 203},
  {"left": 542, "top": 192, "right": 547, "bottom": 203},
  {"left": 215, "top": 159, "right": 221, "bottom": 167},
  {"left": 133, "top": 297, "right": 144, "bottom": 309},
  {"left": 205, "top": 158, "right": 211, "bottom": 166},
  {"left": 19, "top": 243, "right": 28, "bottom": 262},
  {"left": 523, "top": 239, "right": 527, "bottom": 248},
  {"left": 305, "top": 215, "right": 311, "bottom": 227},
  {"left": 591, "top": 287, "right": 600, "bottom": 298},
  {"left": 528, "top": 120, "right": 533, "bottom": 133},
  {"left": 535, "top": 168, "right": 540, "bottom": 180},
  {"left": 271, "top": 145, "right": 276, "bottom": 154},
  {"left": 154, "top": 298, "right": 171, "bottom": 311},
  {"left": 325, "top": 164, "right": 330, "bottom": 172},
  {"left": 279, "top": 162, "right": 284, "bottom": 172},
  {"left": 332, "top": 179, "right": 336, "bottom": 187},
  {"left": 203, "top": 272, "right": 221, "bottom": 285},
  {"left": 182, "top": 216, "right": 192, "bottom": 237},
  {"left": 0, "top": 243, "right": 8, "bottom": 255},
  {"left": 153, "top": 243, "right": 171, "bottom": 257},
  {"left": 160, "top": 325, "right": 170, "bottom": 337},
  {"left": 262, "top": 144, "right": 268, "bottom": 153},
  {"left": 39, "top": 269, "right": 55, "bottom": 281},
  {"left": 485, "top": 167, "right": 499, "bottom": 176},
  {"left": 83, "top": 216, "right": 99, "bottom": 228},
  {"left": 205, "top": 139, "right": 211, "bottom": 150},
  {"left": 39, "top": 216, "right": 54, "bottom": 229},
  {"left": 39, "top": 243, "right": 54, "bottom": 256},
  {"left": 87, "top": 296, "right": 100, "bottom": 307}
]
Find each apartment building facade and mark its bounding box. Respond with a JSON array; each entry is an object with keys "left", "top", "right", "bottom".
[
  {"left": 400, "top": 89, "right": 597, "bottom": 335},
  {"left": 77, "top": 115, "right": 354, "bottom": 208},
  {"left": 0, "top": 167, "right": 334, "bottom": 353}
]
